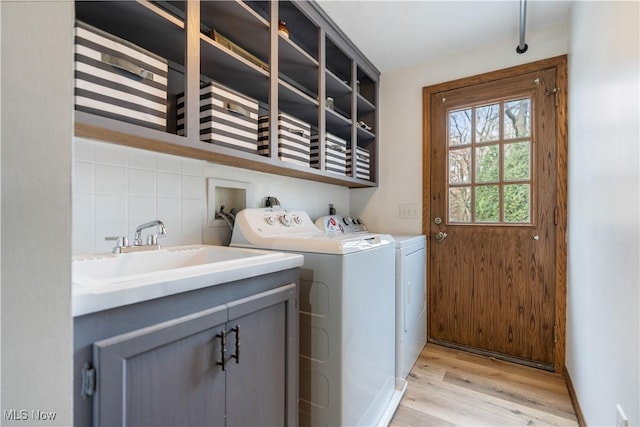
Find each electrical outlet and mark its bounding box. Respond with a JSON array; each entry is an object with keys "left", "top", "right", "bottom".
[
  {"left": 616, "top": 404, "right": 628, "bottom": 427},
  {"left": 399, "top": 203, "right": 419, "bottom": 219}
]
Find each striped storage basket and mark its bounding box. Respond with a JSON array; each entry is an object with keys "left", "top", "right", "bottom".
[
  {"left": 311, "top": 133, "right": 349, "bottom": 175},
  {"left": 176, "top": 82, "right": 259, "bottom": 154},
  {"left": 347, "top": 146, "right": 371, "bottom": 180},
  {"left": 258, "top": 113, "right": 311, "bottom": 166},
  {"left": 74, "top": 21, "right": 168, "bottom": 131}
]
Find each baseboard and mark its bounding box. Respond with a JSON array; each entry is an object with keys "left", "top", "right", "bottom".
[{"left": 564, "top": 366, "right": 586, "bottom": 427}]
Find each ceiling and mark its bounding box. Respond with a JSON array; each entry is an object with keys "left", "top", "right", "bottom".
[{"left": 316, "top": 0, "right": 573, "bottom": 73}]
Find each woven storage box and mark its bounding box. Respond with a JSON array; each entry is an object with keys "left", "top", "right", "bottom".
[
  {"left": 74, "top": 21, "right": 168, "bottom": 131},
  {"left": 258, "top": 113, "right": 311, "bottom": 166},
  {"left": 347, "top": 146, "right": 371, "bottom": 180},
  {"left": 176, "top": 82, "right": 259, "bottom": 154},
  {"left": 311, "top": 133, "right": 349, "bottom": 175}
]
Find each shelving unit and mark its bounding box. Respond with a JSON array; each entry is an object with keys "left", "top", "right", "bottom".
[{"left": 73, "top": 0, "right": 380, "bottom": 188}]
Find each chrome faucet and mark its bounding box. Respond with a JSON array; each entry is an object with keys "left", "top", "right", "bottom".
[
  {"left": 134, "top": 220, "right": 166, "bottom": 246},
  {"left": 105, "top": 220, "right": 166, "bottom": 254}
]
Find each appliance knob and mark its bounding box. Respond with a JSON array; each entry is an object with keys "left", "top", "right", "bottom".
[
  {"left": 293, "top": 215, "right": 303, "bottom": 224},
  {"left": 280, "top": 214, "right": 292, "bottom": 227},
  {"left": 355, "top": 218, "right": 361, "bottom": 224},
  {"left": 265, "top": 216, "right": 276, "bottom": 225},
  {"left": 343, "top": 217, "right": 350, "bottom": 225}
]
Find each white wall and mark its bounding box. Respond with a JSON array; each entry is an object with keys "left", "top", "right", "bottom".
[
  {"left": 1, "top": 2, "right": 73, "bottom": 425},
  {"left": 350, "top": 22, "right": 569, "bottom": 233},
  {"left": 72, "top": 140, "right": 349, "bottom": 254},
  {"left": 566, "top": 2, "right": 640, "bottom": 425}
]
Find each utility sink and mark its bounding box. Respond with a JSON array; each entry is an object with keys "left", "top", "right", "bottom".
[{"left": 72, "top": 244, "right": 303, "bottom": 317}]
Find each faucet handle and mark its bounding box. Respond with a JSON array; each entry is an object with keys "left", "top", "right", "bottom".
[
  {"left": 146, "top": 233, "right": 166, "bottom": 245},
  {"left": 105, "top": 236, "right": 129, "bottom": 253}
]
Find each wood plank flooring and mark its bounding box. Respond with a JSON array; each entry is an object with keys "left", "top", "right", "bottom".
[{"left": 390, "top": 344, "right": 578, "bottom": 426}]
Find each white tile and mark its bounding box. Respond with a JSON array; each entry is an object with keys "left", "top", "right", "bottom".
[
  {"left": 95, "top": 222, "right": 128, "bottom": 254},
  {"left": 73, "top": 193, "right": 93, "bottom": 224},
  {"left": 94, "top": 142, "right": 128, "bottom": 166},
  {"left": 182, "top": 158, "right": 204, "bottom": 176},
  {"left": 73, "top": 221, "right": 94, "bottom": 255},
  {"left": 159, "top": 221, "right": 181, "bottom": 247},
  {"left": 128, "top": 168, "right": 156, "bottom": 197},
  {"left": 95, "top": 194, "right": 126, "bottom": 223},
  {"left": 181, "top": 221, "right": 202, "bottom": 245},
  {"left": 128, "top": 148, "right": 157, "bottom": 170},
  {"left": 128, "top": 197, "right": 156, "bottom": 224},
  {"left": 73, "top": 138, "right": 94, "bottom": 162},
  {"left": 181, "top": 198, "right": 203, "bottom": 223},
  {"left": 157, "top": 153, "right": 182, "bottom": 173},
  {"left": 157, "top": 172, "right": 181, "bottom": 198},
  {"left": 182, "top": 175, "right": 205, "bottom": 199},
  {"left": 157, "top": 198, "right": 181, "bottom": 222},
  {"left": 94, "top": 164, "right": 126, "bottom": 195},
  {"left": 73, "top": 161, "right": 93, "bottom": 194}
]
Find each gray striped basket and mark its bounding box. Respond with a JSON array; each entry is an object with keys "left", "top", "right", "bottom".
[
  {"left": 258, "top": 113, "right": 311, "bottom": 166},
  {"left": 347, "top": 146, "right": 371, "bottom": 180},
  {"left": 311, "top": 133, "right": 349, "bottom": 175},
  {"left": 74, "top": 21, "right": 168, "bottom": 131},
  {"left": 176, "top": 82, "right": 259, "bottom": 154}
]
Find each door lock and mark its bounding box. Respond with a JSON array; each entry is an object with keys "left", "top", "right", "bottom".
[{"left": 434, "top": 217, "right": 442, "bottom": 225}]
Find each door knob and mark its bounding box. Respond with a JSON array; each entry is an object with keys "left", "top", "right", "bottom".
[{"left": 434, "top": 231, "right": 448, "bottom": 242}]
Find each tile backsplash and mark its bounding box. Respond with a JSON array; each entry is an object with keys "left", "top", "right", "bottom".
[{"left": 73, "top": 138, "right": 205, "bottom": 254}]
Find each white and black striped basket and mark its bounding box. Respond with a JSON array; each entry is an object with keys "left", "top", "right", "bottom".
[
  {"left": 258, "top": 113, "right": 311, "bottom": 166},
  {"left": 347, "top": 146, "right": 371, "bottom": 180},
  {"left": 176, "top": 82, "right": 259, "bottom": 154},
  {"left": 74, "top": 21, "right": 168, "bottom": 131},
  {"left": 311, "top": 133, "right": 349, "bottom": 175}
]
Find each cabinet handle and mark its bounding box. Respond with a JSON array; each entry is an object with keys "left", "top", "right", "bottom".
[
  {"left": 230, "top": 325, "right": 240, "bottom": 364},
  {"left": 327, "top": 143, "right": 346, "bottom": 153},
  {"left": 215, "top": 330, "right": 227, "bottom": 371},
  {"left": 101, "top": 53, "right": 154, "bottom": 82},
  {"left": 225, "top": 102, "right": 250, "bottom": 118},
  {"left": 283, "top": 127, "right": 305, "bottom": 137}
]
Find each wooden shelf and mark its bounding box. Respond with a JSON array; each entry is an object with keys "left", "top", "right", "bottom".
[
  {"left": 279, "top": 35, "right": 319, "bottom": 97},
  {"left": 75, "top": 1, "right": 186, "bottom": 66},
  {"left": 75, "top": 112, "right": 375, "bottom": 188}
]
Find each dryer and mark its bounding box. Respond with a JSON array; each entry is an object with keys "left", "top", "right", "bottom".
[
  {"left": 231, "top": 208, "right": 400, "bottom": 427},
  {"left": 316, "top": 216, "right": 427, "bottom": 380}
]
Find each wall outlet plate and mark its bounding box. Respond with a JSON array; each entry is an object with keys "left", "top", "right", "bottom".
[{"left": 616, "top": 404, "right": 628, "bottom": 427}]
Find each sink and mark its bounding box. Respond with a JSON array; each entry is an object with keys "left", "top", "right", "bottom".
[{"left": 72, "top": 244, "right": 303, "bottom": 317}]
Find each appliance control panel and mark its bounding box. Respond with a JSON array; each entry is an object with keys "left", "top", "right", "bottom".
[
  {"left": 315, "top": 215, "right": 369, "bottom": 234},
  {"left": 234, "top": 208, "right": 320, "bottom": 238}
]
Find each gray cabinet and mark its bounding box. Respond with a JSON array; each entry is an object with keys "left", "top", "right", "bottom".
[
  {"left": 74, "top": 269, "right": 299, "bottom": 426},
  {"left": 73, "top": 0, "right": 379, "bottom": 188}
]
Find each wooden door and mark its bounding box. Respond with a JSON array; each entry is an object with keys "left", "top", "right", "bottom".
[
  {"left": 93, "top": 305, "right": 228, "bottom": 426},
  {"left": 427, "top": 67, "right": 558, "bottom": 369}
]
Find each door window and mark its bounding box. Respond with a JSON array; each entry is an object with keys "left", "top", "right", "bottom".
[{"left": 447, "top": 97, "right": 532, "bottom": 224}]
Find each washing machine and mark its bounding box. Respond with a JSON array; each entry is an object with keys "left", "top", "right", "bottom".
[
  {"left": 231, "top": 208, "right": 401, "bottom": 427},
  {"left": 316, "top": 216, "right": 427, "bottom": 380}
]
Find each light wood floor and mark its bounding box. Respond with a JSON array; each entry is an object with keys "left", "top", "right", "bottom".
[{"left": 390, "top": 344, "right": 579, "bottom": 426}]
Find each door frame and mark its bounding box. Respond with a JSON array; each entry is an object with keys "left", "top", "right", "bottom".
[{"left": 422, "top": 56, "right": 568, "bottom": 371}]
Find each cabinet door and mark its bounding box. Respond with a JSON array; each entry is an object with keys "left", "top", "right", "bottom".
[
  {"left": 225, "top": 283, "right": 298, "bottom": 427},
  {"left": 93, "top": 305, "right": 228, "bottom": 427}
]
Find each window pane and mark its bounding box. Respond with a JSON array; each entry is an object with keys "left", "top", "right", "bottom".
[
  {"left": 475, "top": 104, "right": 500, "bottom": 142},
  {"left": 449, "top": 187, "right": 471, "bottom": 222},
  {"left": 476, "top": 144, "right": 499, "bottom": 183},
  {"left": 449, "top": 148, "right": 471, "bottom": 184},
  {"left": 449, "top": 109, "right": 472, "bottom": 146},
  {"left": 504, "top": 141, "right": 531, "bottom": 181},
  {"left": 504, "top": 98, "right": 531, "bottom": 139},
  {"left": 504, "top": 184, "right": 530, "bottom": 222},
  {"left": 475, "top": 185, "right": 500, "bottom": 222}
]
